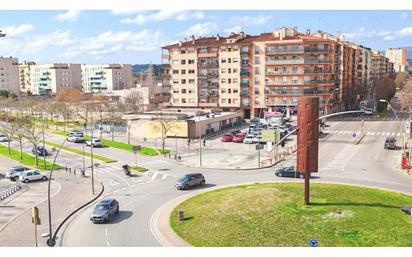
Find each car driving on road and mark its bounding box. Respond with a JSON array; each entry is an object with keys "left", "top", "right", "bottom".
[
  {"left": 86, "top": 138, "right": 102, "bottom": 147},
  {"left": 90, "top": 198, "right": 119, "bottom": 223},
  {"left": 384, "top": 137, "right": 396, "bottom": 150},
  {"left": 0, "top": 134, "right": 10, "bottom": 142},
  {"left": 67, "top": 132, "right": 85, "bottom": 143},
  {"left": 19, "top": 170, "right": 48, "bottom": 183},
  {"left": 275, "top": 166, "right": 305, "bottom": 178},
  {"left": 221, "top": 133, "right": 233, "bottom": 142},
  {"left": 32, "top": 146, "right": 48, "bottom": 156},
  {"left": 175, "top": 173, "right": 205, "bottom": 190},
  {"left": 5, "top": 166, "right": 32, "bottom": 181}
]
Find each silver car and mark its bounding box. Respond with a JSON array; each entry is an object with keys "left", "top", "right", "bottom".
[{"left": 5, "top": 166, "right": 32, "bottom": 181}]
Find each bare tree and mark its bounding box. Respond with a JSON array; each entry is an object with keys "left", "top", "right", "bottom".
[
  {"left": 122, "top": 90, "right": 144, "bottom": 113},
  {"left": 155, "top": 113, "right": 178, "bottom": 154},
  {"left": 23, "top": 118, "right": 42, "bottom": 166}
]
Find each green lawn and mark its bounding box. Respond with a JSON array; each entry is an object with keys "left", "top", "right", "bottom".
[
  {"left": 0, "top": 144, "right": 62, "bottom": 170},
  {"left": 52, "top": 131, "right": 170, "bottom": 156},
  {"left": 131, "top": 165, "right": 148, "bottom": 172},
  {"left": 43, "top": 141, "right": 116, "bottom": 163},
  {"left": 171, "top": 183, "right": 412, "bottom": 247}
]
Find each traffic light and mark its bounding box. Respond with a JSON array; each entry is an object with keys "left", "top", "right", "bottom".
[{"left": 281, "top": 140, "right": 285, "bottom": 147}]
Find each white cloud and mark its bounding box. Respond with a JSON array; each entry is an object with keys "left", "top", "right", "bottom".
[
  {"left": 398, "top": 26, "right": 412, "bottom": 36},
  {"left": 120, "top": 10, "right": 204, "bottom": 24},
  {"left": 223, "top": 25, "right": 242, "bottom": 34},
  {"left": 401, "top": 12, "right": 408, "bottom": 20},
  {"left": 180, "top": 22, "right": 219, "bottom": 37},
  {"left": 230, "top": 15, "right": 271, "bottom": 27},
  {"left": 384, "top": 35, "right": 395, "bottom": 41},
  {"left": 110, "top": 10, "right": 147, "bottom": 16},
  {"left": 3, "top": 24, "right": 34, "bottom": 38},
  {"left": 55, "top": 10, "right": 82, "bottom": 22}
]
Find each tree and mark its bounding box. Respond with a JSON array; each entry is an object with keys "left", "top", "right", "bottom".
[
  {"left": 155, "top": 113, "right": 178, "bottom": 155},
  {"left": 122, "top": 90, "right": 144, "bottom": 113},
  {"left": 395, "top": 72, "right": 409, "bottom": 89},
  {"left": 23, "top": 118, "right": 43, "bottom": 166},
  {"left": 104, "top": 104, "right": 123, "bottom": 142},
  {"left": 55, "top": 87, "right": 85, "bottom": 103}
]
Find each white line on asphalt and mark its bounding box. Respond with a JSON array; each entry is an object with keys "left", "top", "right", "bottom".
[
  {"left": 376, "top": 132, "right": 381, "bottom": 136},
  {"left": 397, "top": 133, "right": 400, "bottom": 136},
  {"left": 109, "top": 179, "right": 119, "bottom": 186},
  {"left": 391, "top": 132, "right": 396, "bottom": 136},
  {"left": 121, "top": 187, "right": 128, "bottom": 191},
  {"left": 105, "top": 226, "right": 111, "bottom": 247},
  {"left": 371, "top": 132, "right": 376, "bottom": 136},
  {"left": 151, "top": 172, "right": 159, "bottom": 180},
  {"left": 162, "top": 174, "right": 168, "bottom": 180}
]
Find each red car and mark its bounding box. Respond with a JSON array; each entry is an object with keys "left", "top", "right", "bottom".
[
  {"left": 232, "top": 133, "right": 246, "bottom": 143},
  {"left": 221, "top": 133, "right": 233, "bottom": 142}
]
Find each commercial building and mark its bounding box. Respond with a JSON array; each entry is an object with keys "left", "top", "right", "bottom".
[
  {"left": 81, "top": 64, "right": 133, "bottom": 93},
  {"left": 385, "top": 48, "right": 408, "bottom": 73},
  {"left": 30, "top": 63, "right": 82, "bottom": 95},
  {"left": 19, "top": 61, "right": 35, "bottom": 94},
  {"left": 0, "top": 57, "right": 20, "bottom": 94}
]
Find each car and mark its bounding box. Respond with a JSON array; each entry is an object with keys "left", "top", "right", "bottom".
[
  {"left": 90, "top": 198, "right": 119, "bottom": 223},
  {"left": 175, "top": 173, "right": 205, "bottom": 190},
  {"left": 232, "top": 133, "right": 246, "bottom": 143},
  {"left": 401, "top": 206, "right": 412, "bottom": 215},
  {"left": 68, "top": 131, "right": 84, "bottom": 137},
  {"left": 86, "top": 138, "right": 102, "bottom": 147},
  {"left": 0, "top": 135, "right": 10, "bottom": 142},
  {"left": 5, "top": 166, "right": 31, "bottom": 181},
  {"left": 19, "top": 170, "right": 48, "bottom": 183},
  {"left": 364, "top": 108, "right": 374, "bottom": 115},
  {"left": 243, "top": 134, "right": 256, "bottom": 144},
  {"left": 252, "top": 134, "right": 263, "bottom": 143},
  {"left": 68, "top": 135, "right": 85, "bottom": 143},
  {"left": 275, "top": 166, "right": 305, "bottom": 178},
  {"left": 32, "top": 146, "right": 48, "bottom": 156},
  {"left": 384, "top": 137, "right": 396, "bottom": 150},
  {"left": 221, "top": 133, "right": 233, "bottom": 142}
]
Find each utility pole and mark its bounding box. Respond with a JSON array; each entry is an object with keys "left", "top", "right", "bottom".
[
  {"left": 175, "top": 135, "right": 178, "bottom": 160},
  {"left": 90, "top": 112, "right": 95, "bottom": 195},
  {"left": 42, "top": 112, "right": 46, "bottom": 171},
  {"left": 199, "top": 115, "right": 202, "bottom": 167}
]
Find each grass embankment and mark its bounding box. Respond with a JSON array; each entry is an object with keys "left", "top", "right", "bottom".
[
  {"left": 53, "top": 131, "right": 170, "bottom": 156},
  {"left": 43, "top": 141, "right": 116, "bottom": 163},
  {"left": 0, "top": 144, "right": 62, "bottom": 170},
  {"left": 171, "top": 183, "right": 412, "bottom": 247},
  {"left": 131, "top": 165, "right": 148, "bottom": 172}
]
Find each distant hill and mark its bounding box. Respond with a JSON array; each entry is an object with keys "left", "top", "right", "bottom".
[
  {"left": 132, "top": 64, "right": 162, "bottom": 74},
  {"left": 406, "top": 47, "right": 412, "bottom": 60}
]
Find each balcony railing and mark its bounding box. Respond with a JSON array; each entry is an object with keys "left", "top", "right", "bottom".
[
  {"left": 198, "top": 73, "right": 219, "bottom": 78},
  {"left": 304, "top": 47, "right": 334, "bottom": 53},
  {"left": 241, "top": 50, "right": 249, "bottom": 55},
  {"left": 199, "top": 102, "right": 218, "bottom": 107},
  {"left": 198, "top": 62, "right": 219, "bottom": 67},
  {"left": 266, "top": 87, "right": 331, "bottom": 95},
  {"left": 303, "top": 69, "right": 334, "bottom": 74},
  {"left": 240, "top": 81, "right": 250, "bottom": 87},
  {"left": 303, "top": 79, "right": 336, "bottom": 85},
  {"left": 265, "top": 100, "right": 298, "bottom": 106},
  {"left": 265, "top": 70, "right": 301, "bottom": 75},
  {"left": 265, "top": 48, "right": 304, "bottom": 55},
  {"left": 198, "top": 52, "right": 218, "bottom": 58},
  {"left": 266, "top": 81, "right": 300, "bottom": 86},
  {"left": 266, "top": 59, "right": 305, "bottom": 65},
  {"left": 241, "top": 62, "right": 250, "bottom": 66},
  {"left": 304, "top": 58, "right": 335, "bottom": 64},
  {"left": 240, "top": 70, "right": 250, "bottom": 76}
]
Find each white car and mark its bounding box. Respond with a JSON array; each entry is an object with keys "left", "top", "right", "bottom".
[
  {"left": 68, "top": 135, "right": 85, "bottom": 143},
  {"left": 86, "top": 138, "right": 102, "bottom": 147},
  {"left": 252, "top": 134, "right": 263, "bottom": 143},
  {"left": 0, "top": 135, "right": 10, "bottom": 142},
  {"left": 243, "top": 134, "right": 256, "bottom": 144},
  {"left": 364, "top": 108, "right": 373, "bottom": 115},
  {"left": 19, "top": 170, "right": 48, "bottom": 183}
]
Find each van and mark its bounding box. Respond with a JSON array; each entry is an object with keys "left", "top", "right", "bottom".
[{"left": 384, "top": 137, "right": 396, "bottom": 150}]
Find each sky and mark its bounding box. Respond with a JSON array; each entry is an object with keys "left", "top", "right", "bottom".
[{"left": 0, "top": 10, "right": 411, "bottom": 64}]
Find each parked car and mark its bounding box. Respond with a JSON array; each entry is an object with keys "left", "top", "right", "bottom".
[
  {"left": 19, "top": 170, "right": 48, "bottom": 183},
  {"left": 275, "top": 166, "right": 305, "bottom": 178},
  {"left": 243, "top": 134, "right": 256, "bottom": 144},
  {"left": 0, "top": 134, "right": 10, "bottom": 142},
  {"left": 221, "top": 133, "right": 233, "bottom": 142},
  {"left": 90, "top": 198, "right": 119, "bottom": 223},
  {"left": 252, "top": 134, "right": 263, "bottom": 143},
  {"left": 364, "top": 108, "right": 374, "bottom": 115},
  {"left": 5, "top": 166, "right": 31, "bottom": 181},
  {"left": 232, "top": 133, "right": 246, "bottom": 143},
  {"left": 175, "top": 173, "right": 205, "bottom": 190},
  {"left": 384, "top": 137, "right": 396, "bottom": 150},
  {"left": 32, "top": 146, "right": 48, "bottom": 156},
  {"left": 68, "top": 131, "right": 84, "bottom": 137},
  {"left": 401, "top": 206, "right": 412, "bottom": 215},
  {"left": 86, "top": 138, "right": 102, "bottom": 147},
  {"left": 68, "top": 135, "right": 85, "bottom": 143}
]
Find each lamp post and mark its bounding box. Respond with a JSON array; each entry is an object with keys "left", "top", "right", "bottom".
[
  {"left": 379, "top": 99, "right": 405, "bottom": 153},
  {"left": 257, "top": 108, "right": 264, "bottom": 167}
]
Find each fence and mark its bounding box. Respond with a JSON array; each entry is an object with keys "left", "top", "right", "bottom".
[{"left": 0, "top": 182, "right": 22, "bottom": 201}]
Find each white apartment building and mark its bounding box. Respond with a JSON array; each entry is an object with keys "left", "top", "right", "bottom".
[
  {"left": 385, "top": 48, "right": 408, "bottom": 73},
  {"left": 0, "top": 57, "right": 20, "bottom": 94},
  {"left": 30, "top": 64, "right": 82, "bottom": 95},
  {"left": 81, "top": 64, "right": 133, "bottom": 93},
  {"left": 19, "top": 61, "right": 35, "bottom": 94}
]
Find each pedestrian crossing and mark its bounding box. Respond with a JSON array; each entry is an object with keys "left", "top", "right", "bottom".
[
  {"left": 331, "top": 116, "right": 410, "bottom": 121},
  {"left": 322, "top": 144, "right": 359, "bottom": 171},
  {"left": 93, "top": 166, "right": 177, "bottom": 184},
  {"left": 323, "top": 129, "right": 401, "bottom": 137}
]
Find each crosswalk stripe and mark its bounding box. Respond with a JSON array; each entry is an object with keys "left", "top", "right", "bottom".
[
  {"left": 371, "top": 132, "right": 376, "bottom": 136},
  {"left": 151, "top": 172, "right": 159, "bottom": 180},
  {"left": 162, "top": 174, "right": 168, "bottom": 180},
  {"left": 391, "top": 132, "right": 396, "bottom": 136},
  {"left": 397, "top": 133, "right": 400, "bottom": 136}
]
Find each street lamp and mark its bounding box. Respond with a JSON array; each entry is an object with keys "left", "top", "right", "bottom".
[
  {"left": 379, "top": 99, "right": 405, "bottom": 153},
  {"left": 322, "top": 88, "right": 340, "bottom": 129}
]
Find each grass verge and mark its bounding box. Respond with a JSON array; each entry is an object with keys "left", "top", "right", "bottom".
[
  {"left": 171, "top": 183, "right": 412, "bottom": 247},
  {"left": 0, "top": 144, "right": 62, "bottom": 170},
  {"left": 131, "top": 165, "right": 148, "bottom": 172},
  {"left": 43, "top": 141, "right": 116, "bottom": 163}
]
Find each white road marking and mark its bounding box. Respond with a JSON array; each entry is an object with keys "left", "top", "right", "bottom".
[
  {"left": 371, "top": 132, "right": 376, "bottom": 136},
  {"left": 391, "top": 132, "right": 396, "bottom": 136},
  {"left": 108, "top": 179, "right": 119, "bottom": 186},
  {"left": 105, "top": 226, "right": 111, "bottom": 247},
  {"left": 376, "top": 132, "right": 381, "bottom": 136},
  {"left": 161, "top": 174, "right": 168, "bottom": 180},
  {"left": 397, "top": 133, "right": 400, "bottom": 136},
  {"left": 132, "top": 178, "right": 142, "bottom": 183},
  {"left": 151, "top": 172, "right": 159, "bottom": 180}
]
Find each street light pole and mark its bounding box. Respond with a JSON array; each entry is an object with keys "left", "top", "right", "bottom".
[
  {"left": 90, "top": 112, "right": 95, "bottom": 195},
  {"left": 380, "top": 99, "right": 405, "bottom": 153}
]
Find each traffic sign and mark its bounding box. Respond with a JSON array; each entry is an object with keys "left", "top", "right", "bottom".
[
  {"left": 309, "top": 239, "right": 319, "bottom": 247},
  {"left": 133, "top": 145, "right": 141, "bottom": 153},
  {"left": 352, "top": 133, "right": 356, "bottom": 138}
]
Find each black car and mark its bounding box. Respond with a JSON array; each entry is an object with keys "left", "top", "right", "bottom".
[
  {"left": 401, "top": 206, "right": 412, "bottom": 215},
  {"left": 175, "top": 173, "right": 205, "bottom": 190},
  {"left": 90, "top": 198, "right": 119, "bottom": 223},
  {"left": 32, "top": 146, "right": 48, "bottom": 156},
  {"left": 384, "top": 137, "right": 396, "bottom": 150},
  {"left": 275, "top": 166, "right": 305, "bottom": 179}
]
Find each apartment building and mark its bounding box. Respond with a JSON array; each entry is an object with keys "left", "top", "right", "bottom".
[
  {"left": 82, "top": 64, "right": 133, "bottom": 93},
  {"left": 0, "top": 57, "right": 20, "bottom": 94},
  {"left": 385, "top": 48, "right": 408, "bottom": 73},
  {"left": 162, "top": 27, "right": 394, "bottom": 118},
  {"left": 19, "top": 61, "right": 35, "bottom": 94},
  {"left": 30, "top": 64, "right": 82, "bottom": 95}
]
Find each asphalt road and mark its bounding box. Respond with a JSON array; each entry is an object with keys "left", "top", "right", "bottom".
[{"left": 59, "top": 117, "right": 412, "bottom": 247}]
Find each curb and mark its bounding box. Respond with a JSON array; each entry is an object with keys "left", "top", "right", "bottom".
[{"left": 151, "top": 180, "right": 412, "bottom": 247}]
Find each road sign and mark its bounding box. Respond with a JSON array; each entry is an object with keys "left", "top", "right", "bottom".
[
  {"left": 309, "top": 239, "right": 319, "bottom": 247},
  {"left": 352, "top": 133, "right": 356, "bottom": 138},
  {"left": 133, "top": 145, "right": 141, "bottom": 153},
  {"left": 255, "top": 144, "right": 264, "bottom": 150}
]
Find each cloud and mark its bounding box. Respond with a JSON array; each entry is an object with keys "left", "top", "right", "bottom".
[
  {"left": 383, "top": 35, "right": 395, "bottom": 41},
  {"left": 398, "top": 26, "right": 412, "bottom": 36},
  {"left": 3, "top": 24, "right": 34, "bottom": 38},
  {"left": 223, "top": 25, "right": 243, "bottom": 34},
  {"left": 55, "top": 10, "right": 82, "bottom": 22},
  {"left": 401, "top": 12, "right": 408, "bottom": 20},
  {"left": 342, "top": 27, "right": 393, "bottom": 40},
  {"left": 230, "top": 15, "right": 272, "bottom": 27},
  {"left": 110, "top": 10, "right": 147, "bottom": 16},
  {"left": 180, "top": 22, "right": 219, "bottom": 37},
  {"left": 120, "top": 10, "right": 204, "bottom": 24}
]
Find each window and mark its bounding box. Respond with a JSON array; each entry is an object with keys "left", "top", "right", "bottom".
[
  {"left": 172, "top": 60, "right": 179, "bottom": 65},
  {"left": 221, "top": 68, "right": 226, "bottom": 73},
  {"left": 173, "top": 79, "right": 179, "bottom": 84},
  {"left": 228, "top": 88, "right": 232, "bottom": 93},
  {"left": 292, "top": 66, "right": 298, "bottom": 73},
  {"left": 274, "top": 67, "right": 279, "bottom": 71},
  {"left": 181, "top": 89, "right": 187, "bottom": 93},
  {"left": 255, "top": 77, "right": 260, "bottom": 85},
  {"left": 255, "top": 56, "right": 260, "bottom": 65},
  {"left": 182, "top": 98, "right": 186, "bottom": 103},
  {"left": 180, "top": 50, "right": 186, "bottom": 54},
  {"left": 221, "top": 98, "right": 227, "bottom": 103},
  {"left": 173, "top": 89, "right": 179, "bottom": 93},
  {"left": 181, "top": 70, "right": 186, "bottom": 75},
  {"left": 228, "top": 68, "right": 232, "bottom": 74},
  {"left": 221, "top": 78, "right": 227, "bottom": 83},
  {"left": 255, "top": 67, "right": 260, "bottom": 75},
  {"left": 228, "top": 99, "right": 232, "bottom": 104},
  {"left": 282, "top": 67, "right": 287, "bottom": 72},
  {"left": 228, "top": 78, "right": 232, "bottom": 84},
  {"left": 228, "top": 58, "right": 232, "bottom": 63},
  {"left": 181, "top": 79, "right": 186, "bottom": 84},
  {"left": 188, "top": 69, "right": 195, "bottom": 74},
  {"left": 233, "top": 68, "right": 238, "bottom": 73},
  {"left": 233, "top": 89, "right": 238, "bottom": 93},
  {"left": 221, "top": 88, "right": 226, "bottom": 93},
  {"left": 254, "top": 47, "right": 260, "bottom": 55},
  {"left": 188, "top": 59, "right": 195, "bottom": 64},
  {"left": 189, "top": 98, "right": 195, "bottom": 103},
  {"left": 181, "top": 60, "right": 186, "bottom": 65},
  {"left": 233, "top": 58, "right": 238, "bottom": 63},
  {"left": 233, "top": 78, "right": 238, "bottom": 83},
  {"left": 188, "top": 79, "right": 195, "bottom": 84},
  {"left": 188, "top": 89, "right": 194, "bottom": 94},
  {"left": 221, "top": 58, "right": 227, "bottom": 63}
]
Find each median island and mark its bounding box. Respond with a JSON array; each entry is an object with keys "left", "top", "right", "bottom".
[{"left": 170, "top": 183, "right": 412, "bottom": 247}]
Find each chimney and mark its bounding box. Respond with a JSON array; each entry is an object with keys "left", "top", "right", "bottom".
[
  {"left": 191, "top": 35, "right": 195, "bottom": 44},
  {"left": 216, "top": 34, "right": 220, "bottom": 40},
  {"left": 306, "top": 29, "right": 311, "bottom": 35},
  {"left": 178, "top": 41, "right": 182, "bottom": 47},
  {"left": 240, "top": 31, "right": 245, "bottom": 38}
]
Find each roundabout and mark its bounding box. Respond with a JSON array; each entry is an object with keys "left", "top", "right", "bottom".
[{"left": 169, "top": 182, "right": 412, "bottom": 247}]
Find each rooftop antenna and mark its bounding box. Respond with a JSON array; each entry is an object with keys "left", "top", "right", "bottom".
[{"left": 241, "top": 21, "right": 244, "bottom": 33}]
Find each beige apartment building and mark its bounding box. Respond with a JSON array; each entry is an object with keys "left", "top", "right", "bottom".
[
  {"left": 19, "top": 61, "right": 35, "bottom": 94},
  {"left": 162, "top": 27, "right": 394, "bottom": 118},
  {"left": 82, "top": 64, "right": 133, "bottom": 93},
  {"left": 0, "top": 57, "right": 20, "bottom": 94},
  {"left": 385, "top": 48, "right": 408, "bottom": 73}
]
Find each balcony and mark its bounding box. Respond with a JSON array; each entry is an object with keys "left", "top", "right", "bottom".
[
  {"left": 241, "top": 50, "right": 249, "bottom": 55},
  {"left": 266, "top": 81, "right": 300, "bottom": 86},
  {"left": 303, "top": 69, "right": 334, "bottom": 74},
  {"left": 266, "top": 87, "right": 330, "bottom": 96},
  {"left": 241, "top": 61, "right": 250, "bottom": 66},
  {"left": 198, "top": 72, "right": 219, "bottom": 78},
  {"left": 240, "top": 70, "right": 250, "bottom": 76},
  {"left": 199, "top": 102, "right": 218, "bottom": 107},
  {"left": 265, "top": 70, "right": 301, "bottom": 76},
  {"left": 266, "top": 59, "right": 305, "bottom": 65},
  {"left": 198, "top": 62, "right": 219, "bottom": 68},
  {"left": 240, "top": 91, "right": 249, "bottom": 97},
  {"left": 265, "top": 48, "right": 304, "bottom": 55},
  {"left": 303, "top": 79, "right": 336, "bottom": 85},
  {"left": 265, "top": 100, "right": 298, "bottom": 106},
  {"left": 198, "top": 52, "right": 218, "bottom": 58},
  {"left": 304, "top": 58, "right": 335, "bottom": 64},
  {"left": 304, "top": 47, "right": 334, "bottom": 53},
  {"left": 240, "top": 81, "right": 250, "bottom": 87}
]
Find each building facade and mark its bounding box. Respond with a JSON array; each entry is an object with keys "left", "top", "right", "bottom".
[
  {"left": 0, "top": 57, "right": 20, "bottom": 94},
  {"left": 19, "top": 61, "right": 35, "bottom": 94},
  {"left": 385, "top": 48, "right": 408, "bottom": 73},
  {"left": 81, "top": 64, "right": 133, "bottom": 93},
  {"left": 163, "top": 28, "right": 393, "bottom": 118}
]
